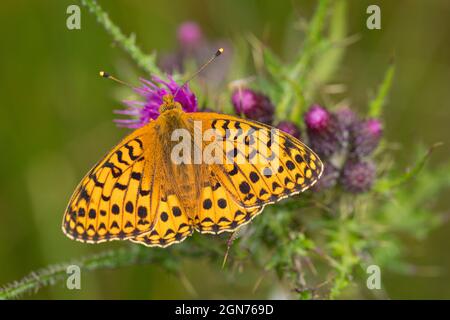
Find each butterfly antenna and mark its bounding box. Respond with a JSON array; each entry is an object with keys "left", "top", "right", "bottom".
[
  {"left": 99, "top": 71, "right": 134, "bottom": 88},
  {"left": 174, "top": 47, "right": 224, "bottom": 97}
]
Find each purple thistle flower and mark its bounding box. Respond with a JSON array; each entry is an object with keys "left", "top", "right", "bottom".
[
  {"left": 231, "top": 88, "right": 274, "bottom": 124},
  {"left": 177, "top": 21, "right": 203, "bottom": 51},
  {"left": 304, "top": 104, "right": 344, "bottom": 157},
  {"left": 349, "top": 118, "right": 383, "bottom": 158},
  {"left": 305, "top": 105, "right": 330, "bottom": 130},
  {"left": 340, "top": 160, "right": 376, "bottom": 193},
  {"left": 115, "top": 76, "right": 198, "bottom": 128},
  {"left": 312, "top": 161, "right": 339, "bottom": 192},
  {"left": 277, "top": 121, "right": 302, "bottom": 139}
]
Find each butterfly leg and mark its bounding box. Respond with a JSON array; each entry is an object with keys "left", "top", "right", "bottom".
[{"left": 222, "top": 230, "right": 240, "bottom": 268}]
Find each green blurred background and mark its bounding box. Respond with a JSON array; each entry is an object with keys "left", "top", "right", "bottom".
[{"left": 0, "top": 0, "right": 449, "bottom": 299}]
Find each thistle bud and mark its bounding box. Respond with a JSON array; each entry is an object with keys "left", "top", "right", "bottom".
[
  {"left": 304, "top": 105, "right": 343, "bottom": 157},
  {"left": 335, "top": 106, "right": 357, "bottom": 130},
  {"left": 177, "top": 21, "right": 203, "bottom": 51},
  {"left": 340, "top": 160, "right": 376, "bottom": 193},
  {"left": 277, "top": 121, "right": 301, "bottom": 139},
  {"left": 350, "top": 118, "right": 383, "bottom": 158},
  {"left": 231, "top": 88, "right": 274, "bottom": 124}
]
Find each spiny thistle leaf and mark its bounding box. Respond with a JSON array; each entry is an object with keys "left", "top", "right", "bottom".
[{"left": 368, "top": 62, "right": 396, "bottom": 118}]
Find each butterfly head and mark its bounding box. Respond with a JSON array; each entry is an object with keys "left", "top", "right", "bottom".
[{"left": 159, "top": 94, "right": 183, "bottom": 113}]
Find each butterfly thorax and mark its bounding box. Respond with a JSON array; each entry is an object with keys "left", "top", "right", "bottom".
[
  {"left": 159, "top": 94, "right": 183, "bottom": 114},
  {"left": 153, "top": 106, "right": 205, "bottom": 218}
]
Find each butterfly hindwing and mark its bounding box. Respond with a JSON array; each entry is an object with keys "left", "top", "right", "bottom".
[
  {"left": 194, "top": 175, "right": 261, "bottom": 234},
  {"left": 129, "top": 183, "right": 194, "bottom": 247},
  {"left": 62, "top": 125, "right": 158, "bottom": 243}
]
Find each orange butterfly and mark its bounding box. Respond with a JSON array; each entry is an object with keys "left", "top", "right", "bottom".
[{"left": 62, "top": 53, "right": 323, "bottom": 248}]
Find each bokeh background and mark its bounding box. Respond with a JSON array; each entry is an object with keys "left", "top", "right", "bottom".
[{"left": 0, "top": 0, "right": 449, "bottom": 299}]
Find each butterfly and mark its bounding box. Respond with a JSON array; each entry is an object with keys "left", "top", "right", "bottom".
[{"left": 62, "top": 94, "right": 323, "bottom": 247}]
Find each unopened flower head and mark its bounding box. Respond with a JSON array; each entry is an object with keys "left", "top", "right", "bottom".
[
  {"left": 231, "top": 88, "right": 274, "bottom": 124},
  {"left": 335, "top": 106, "right": 357, "bottom": 129},
  {"left": 305, "top": 104, "right": 330, "bottom": 131},
  {"left": 304, "top": 104, "right": 344, "bottom": 158},
  {"left": 340, "top": 160, "right": 376, "bottom": 193},
  {"left": 115, "top": 76, "right": 197, "bottom": 128},
  {"left": 177, "top": 21, "right": 203, "bottom": 50},
  {"left": 350, "top": 118, "right": 383, "bottom": 158}
]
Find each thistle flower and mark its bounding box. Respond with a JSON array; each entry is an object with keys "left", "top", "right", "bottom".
[
  {"left": 277, "top": 121, "right": 301, "bottom": 139},
  {"left": 340, "top": 160, "right": 376, "bottom": 193},
  {"left": 312, "top": 162, "right": 339, "bottom": 192},
  {"left": 177, "top": 21, "right": 203, "bottom": 51},
  {"left": 115, "top": 76, "right": 197, "bottom": 128},
  {"left": 304, "top": 105, "right": 343, "bottom": 157},
  {"left": 349, "top": 118, "right": 383, "bottom": 158},
  {"left": 231, "top": 88, "right": 274, "bottom": 124}
]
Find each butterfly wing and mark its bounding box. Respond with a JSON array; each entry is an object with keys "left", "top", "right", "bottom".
[
  {"left": 189, "top": 113, "right": 324, "bottom": 210},
  {"left": 129, "top": 181, "right": 194, "bottom": 247},
  {"left": 194, "top": 174, "right": 262, "bottom": 234},
  {"left": 62, "top": 124, "right": 160, "bottom": 243},
  {"left": 64, "top": 109, "right": 323, "bottom": 246}
]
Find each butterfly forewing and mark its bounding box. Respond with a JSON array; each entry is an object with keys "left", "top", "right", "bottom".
[
  {"left": 62, "top": 125, "right": 159, "bottom": 243},
  {"left": 190, "top": 113, "right": 324, "bottom": 209}
]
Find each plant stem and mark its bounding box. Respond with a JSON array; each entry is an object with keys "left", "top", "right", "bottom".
[
  {"left": 0, "top": 246, "right": 160, "bottom": 299},
  {"left": 80, "top": 0, "right": 163, "bottom": 77}
]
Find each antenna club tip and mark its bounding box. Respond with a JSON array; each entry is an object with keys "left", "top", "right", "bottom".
[
  {"left": 99, "top": 71, "right": 109, "bottom": 78},
  {"left": 216, "top": 48, "right": 224, "bottom": 56}
]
